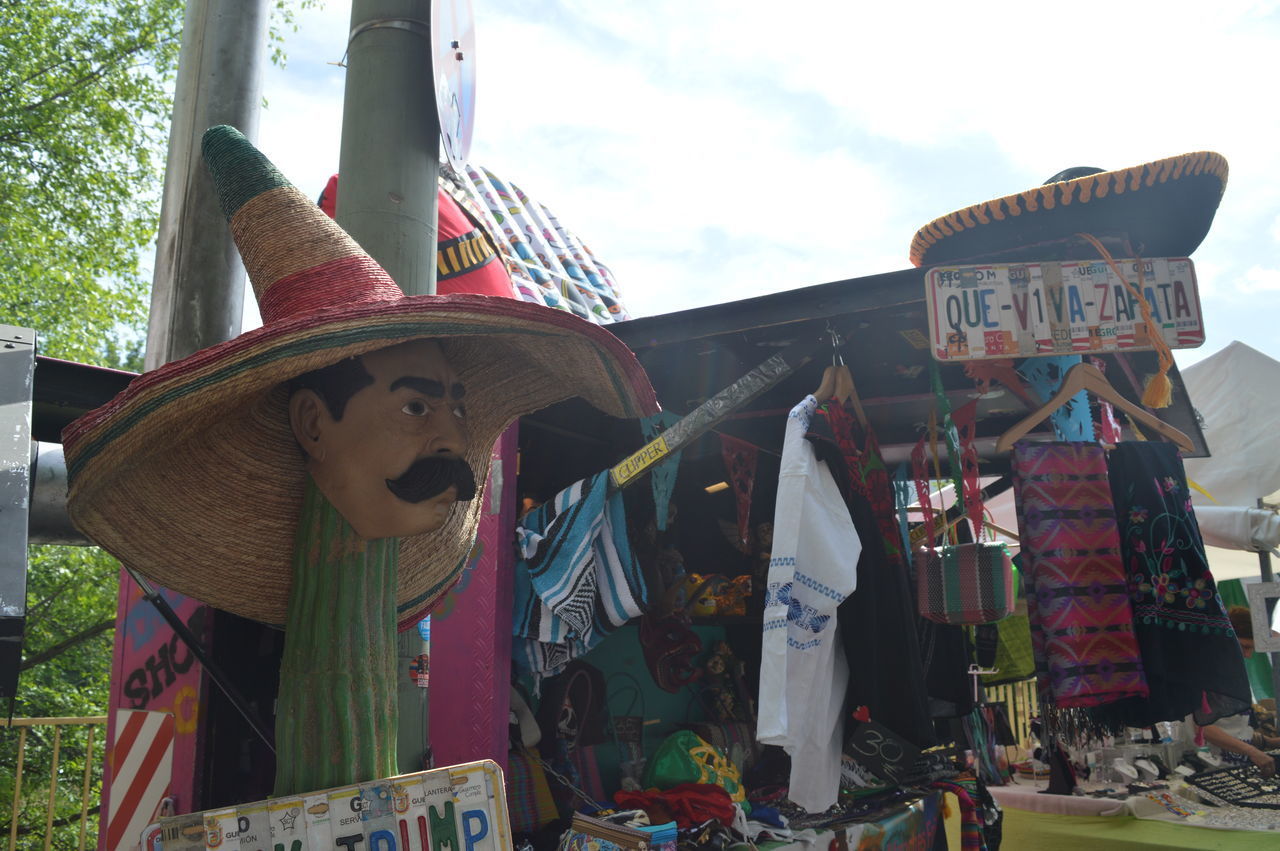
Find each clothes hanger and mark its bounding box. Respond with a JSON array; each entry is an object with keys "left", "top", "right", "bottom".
[
  {"left": 995, "top": 362, "right": 1194, "bottom": 454},
  {"left": 812, "top": 326, "right": 870, "bottom": 426}
]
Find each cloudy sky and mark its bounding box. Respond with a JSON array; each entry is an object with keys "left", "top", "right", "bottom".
[{"left": 255, "top": 0, "right": 1280, "bottom": 368}]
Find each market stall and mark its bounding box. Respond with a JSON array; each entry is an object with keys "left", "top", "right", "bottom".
[{"left": 497, "top": 152, "right": 1280, "bottom": 849}]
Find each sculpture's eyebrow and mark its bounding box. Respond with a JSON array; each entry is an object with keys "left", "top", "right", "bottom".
[{"left": 389, "top": 377, "right": 465, "bottom": 399}]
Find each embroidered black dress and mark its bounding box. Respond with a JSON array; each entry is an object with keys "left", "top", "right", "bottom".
[
  {"left": 1092, "top": 441, "right": 1251, "bottom": 727},
  {"left": 806, "top": 401, "right": 937, "bottom": 748}
]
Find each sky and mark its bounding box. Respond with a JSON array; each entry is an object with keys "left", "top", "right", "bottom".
[{"left": 255, "top": 0, "right": 1280, "bottom": 369}]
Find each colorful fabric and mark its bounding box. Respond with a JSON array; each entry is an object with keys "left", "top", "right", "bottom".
[
  {"left": 809, "top": 401, "right": 903, "bottom": 563},
  {"left": 911, "top": 434, "right": 937, "bottom": 545},
  {"left": 1011, "top": 441, "right": 1149, "bottom": 708},
  {"left": 951, "top": 400, "right": 985, "bottom": 539},
  {"left": 720, "top": 434, "right": 758, "bottom": 548},
  {"left": 931, "top": 781, "right": 987, "bottom": 851},
  {"left": 449, "top": 165, "right": 553, "bottom": 307},
  {"left": 506, "top": 746, "right": 560, "bottom": 832},
  {"left": 317, "top": 175, "right": 515, "bottom": 298},
  {"left": 1094, "top": 442, "right": 1252, "bottom": 726},
  {"left": 1219, "top": 579, "right": 1275, "bottom": 700},
  {"left": 1017, "top": 356, "right": 1096, "bottom": 443},
  {"left": 893, "top": 463, "right": 914, "bottom": 559},
  {"left": 613, "top": 783, "right": 736, "bottom": 830},
  {"left": 538, "top": 201, "right": 630, "bottom": 320},
  {"left": 915, "top": 543, "right": 1015, "bottom": 626},
  {"left": 641, "top": 412, "right": 683, "bottom": 531},
  {"left": 513, "top": 473, "right": 648, "bottom": 677}
]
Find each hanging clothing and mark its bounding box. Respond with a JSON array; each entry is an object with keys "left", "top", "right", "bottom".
[
  {"left": 1010, "top": 441, "right": 1149, "bottom": 708},
  {"left": 757, "top": 395, "right": 861, "bottom": 814},
  {"left": 512, "top": 472, "right": 648, "bottom": 679},
  {"left": 1093, "top": 441, "right": 1251, "bottom": 727},
  {"left": 806, "top": 401, "right": 935, "bottom": 749}
]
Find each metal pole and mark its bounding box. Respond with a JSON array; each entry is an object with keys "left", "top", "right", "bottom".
[
  {"left": 144, "top": 0, "right": 270, "bottom": 368},
  {"left": 337, "top": 0, "right": 440, "bottom": 296},
  {"left": 338, "top": 0, "right": 440, "bottom": 773}
]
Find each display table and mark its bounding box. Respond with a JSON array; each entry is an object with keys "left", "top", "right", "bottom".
[
  {"left": 942, "top": 779, "right": 1280, "bottom": 849},
  {"left": 988, "top": 779, "right": 1126, "bottom": 816}
]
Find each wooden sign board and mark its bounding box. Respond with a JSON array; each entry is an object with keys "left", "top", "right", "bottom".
[{"left": 925, "top": 257, "right": 1204, "bottom": 362}]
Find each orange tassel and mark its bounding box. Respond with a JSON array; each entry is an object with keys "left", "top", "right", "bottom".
[{"left": 1142, "top": 371, "right": 1174, "bottom": 408}]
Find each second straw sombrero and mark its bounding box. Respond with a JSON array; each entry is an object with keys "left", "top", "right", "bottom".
[
  {"left": 909, "top": 151, "right": 1228, "bottom": 267},
  {"left": 64, "top": 126, "right": 658, "bottom": 628}
]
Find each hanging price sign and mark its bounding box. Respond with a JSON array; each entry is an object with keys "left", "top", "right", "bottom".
[{"left": 845, "top": 721, "right": 921, "bottom": 785}]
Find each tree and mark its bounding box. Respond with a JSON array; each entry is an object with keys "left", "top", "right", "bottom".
[{"left": 0, "top": 0, "right": 184, "bottom": 367}]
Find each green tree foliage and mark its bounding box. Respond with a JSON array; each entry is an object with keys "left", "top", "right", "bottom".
[
  {"left": 0, "top": 0, "right": 317, "bottom": 368},
  {"left": 0, "top": 0, "right": 184, "bottom": 367},
  {"left": 2, "top": 547, "right": 119, "bottom": 850}
]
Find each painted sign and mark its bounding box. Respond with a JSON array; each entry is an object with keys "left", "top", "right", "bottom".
[
  {"left": 610, "top": 435, "right": 669, "bottom": 488},
  {"left": 104, "top": 710, "right": 175, "bottom": 851},
  {"left": 144, "top": 761, "right": 511, "bottom": 851},
  {"left": 925, "top": 257, "right": 1204, "bottom": 361},
  {"left": 102, "top": 579, "right": 206, "bottom": 849}
]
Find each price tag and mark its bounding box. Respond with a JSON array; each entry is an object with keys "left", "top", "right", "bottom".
[{"left": 845, "top": 721, "right": 921, "bottom": 785}]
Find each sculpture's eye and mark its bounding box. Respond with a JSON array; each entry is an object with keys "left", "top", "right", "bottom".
[{"left": 402, "top": 399, "right": 429, "bottom": 417}]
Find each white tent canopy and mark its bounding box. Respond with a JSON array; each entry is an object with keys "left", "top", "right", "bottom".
[{"left": 1182, "top": 342, "right": 1280, "bottom": 581}]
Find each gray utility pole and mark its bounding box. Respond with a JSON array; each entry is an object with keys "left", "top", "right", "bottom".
[
  {"left": 337, "top": 0, "right": 441, "bottom": 297},
  {"left": 145, "top": 0, "right": 271, "bottom": 369},
  {"left": 337, "top": 0, "right": 442, "bottom": 774}
]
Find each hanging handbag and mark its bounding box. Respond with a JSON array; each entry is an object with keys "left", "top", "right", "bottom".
[
  {"left": 506, "top": 745, "right": 561, "bottom": 833},
  {"left": 981, "top": 561, "right": 1035, "bottom": 685},
  {"left": 914, "top": 542, "right": 1015, "bottom": 625},
  {"left": 912, "top": 417, "right": 1014, "bottom": 625}
]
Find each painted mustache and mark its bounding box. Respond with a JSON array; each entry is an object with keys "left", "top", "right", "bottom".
[{"left": 385, "top": 456, "right": 477, "bottom": 504}]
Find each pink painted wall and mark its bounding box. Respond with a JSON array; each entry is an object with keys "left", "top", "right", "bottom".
[
  {"left": 429, "top": 426, "right": 516, "bottom": 770},
  {"left": 99, "top": 578, "right": 206, "bottom": 848}
]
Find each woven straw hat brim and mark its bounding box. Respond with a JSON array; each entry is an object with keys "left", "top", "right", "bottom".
[
  {"left": 909, "top": 152, "right": 1228, "bottom": 267},
  {"left": 64, "top": 294, "right": 657, "bottom": 627}
]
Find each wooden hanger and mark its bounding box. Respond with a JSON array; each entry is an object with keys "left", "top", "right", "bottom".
[
  {"left": 813, "top": 324, "right": 870, "bottom": 427},
  {"left": 995, "top": 363, "right": 1194, "bottom": 454}
]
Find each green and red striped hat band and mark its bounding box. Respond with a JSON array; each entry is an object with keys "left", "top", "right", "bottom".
[{"left": 201, "top": 125, "right": 404, "bottom": 325}]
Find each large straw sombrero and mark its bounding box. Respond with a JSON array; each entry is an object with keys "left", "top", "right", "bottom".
[
  {"left": 63, "top": 126, "right": 658, "bottom": 628},
  {"left": 909, "top": 151, "right": 1228, "bottom": 267}
]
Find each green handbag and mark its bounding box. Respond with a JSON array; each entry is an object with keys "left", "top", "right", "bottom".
[
  {"left": 643, "top": 730, "right": 746, "bottom": 802},
  {"left": 981, "top": 565, "right": 1035, "bottom": 685}
]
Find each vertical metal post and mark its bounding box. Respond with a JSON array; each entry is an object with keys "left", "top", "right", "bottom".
[
  {"left": 337, "top": 0, "right": 440, "bottom": 297},
  {"left": 0, "top": 326, "right": 34, "bottom": 702},
  {"left": 339, "top": 0, "right": 441, "bottom": 772},
  {"left": 144, "top": 0, "right": 271, "bottom": 369}
]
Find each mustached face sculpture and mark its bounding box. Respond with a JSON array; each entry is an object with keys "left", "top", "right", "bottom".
[{"left": 288, "top": 339, "right": 475, "bottom": 538}]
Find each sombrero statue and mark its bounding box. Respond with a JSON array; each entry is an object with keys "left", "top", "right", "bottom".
[{"left": 63, "top": 126, "right": 659, "bottom": 629}]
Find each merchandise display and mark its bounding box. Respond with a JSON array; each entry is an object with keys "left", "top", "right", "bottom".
[{"left": 1185, "top": 756, "right": 1280, "bottom": 809}]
